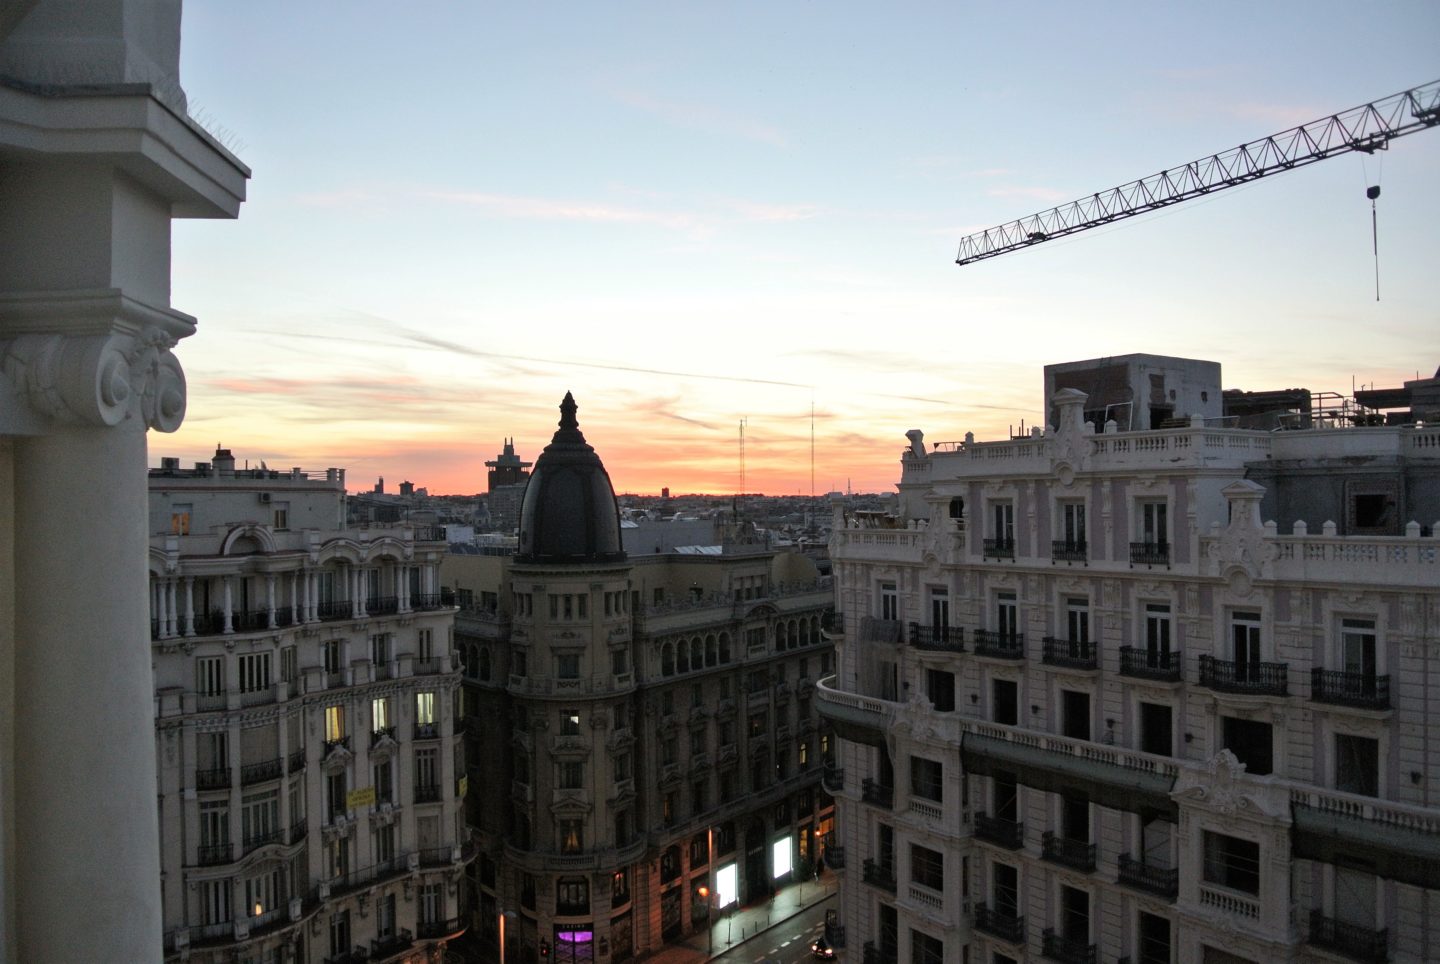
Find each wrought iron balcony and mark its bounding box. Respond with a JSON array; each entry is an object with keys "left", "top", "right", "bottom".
[
  {"left": 230, "top": 608, "right": 272, "bottom": 632},
  {"left": 370, "top": 929, "right": 413, "bottom": 958},
  {"left": 196, "top": 766, "right": 231, "bottom": 791},
  {"left": 1042, "top": 928, "right": 1097, "bottom": 964},
  {"left": 241, "top": 757, "right": 284, "bottom": 785},
  {"left": 824, "top": 845, "right": 845, "bottom": 869},
  {"left": 414, "top": 783, "right": 441, "bottom": 804},
  {"left": 983, "top": 537, "right": 1016, "bottom": 559},
  {"left": 288, "top": 747, "right": 307, "bottom": 772},
  {"left": 974, "top": 813, "right": 1024, "bottom": 849},
  {"left": 414, "top": 722, "right": 440, "bottom": 740},
  {"left": 860, "top": 778, "right": 894, "bottom": 808},
  {"left": 1117, "top": 853, "right": 1178, "bottom": 899},
  {"left": 974, "top": 905, "right": 1024, "bottom": 943},
  {"left": 323, "top": 735, "right": 351, "bottom": 756},
  {"left": 242, "top": 827, "right": 286, "bottom": 854},
  {"left": 1042, "top": 636, "right": 1098, "bottom": 669},
  {"left": 367, "top": 596, "right": 399, "bottom": 616},
  {"left": 821, "top": 762, "right": 845, "bottom": 793},
  {"left": 196, "top": 843, "right": 232, "bottom": 866},
  {"left": 413, "top": 592, "right": 447, "bottom": 610},
  {"left": 861, "top": 858, "right": 896, "bottom": 893},
  {"left": 1041, "top": 832, "right": 1096, "bottom": 872},
  {"left": 1051, "top": 540, "right": 1088, "bottom": 563},
  {"left": 1129, "top": 541, "right": 1169, "bottom": 567},
  {"left": 1311, "top": 669, "right": 1391, "bottom": 710},
  {"left": 822, "top": 610, "right": 844, "bottom": 636},
  {"left": 371, "top": 725, "right": 396, "bottom": 748},
  {"left": 1199, "top": 655, "right": 1289, "bottom": 696},
  {"left": 909, "top": 623, "right": 965, "bottom": 652},
  {"left": 1118, "top": 646, "right": 1182, "bottom": 681},
  {"left": 317, "top": 599, "right": 352, "bottom": 621},
  {"left": 1307, "top": 910, "right": 1389, "bottom": 964},
  {"left": 290, "top": 818, "right": 308, "bottom": 845},
  {"left": 973, "top": 630, "right": 1025, "bottom": 659},
  {"left": 416, "top": 917, "right": 465, "bottom": 940}
]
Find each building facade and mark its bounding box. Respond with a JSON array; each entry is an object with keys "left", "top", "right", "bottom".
[
  {"left": 148, "top": 451, "right": 471, "bottom": 963},
  {"left": 819, "top": 357, "right": 1440, "bottom": 964},
  {"left": 444, "top": 395, "right": 836, "bottom": 964}
]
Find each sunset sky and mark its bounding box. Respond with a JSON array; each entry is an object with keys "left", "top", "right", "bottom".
[{"left": 166, "top": 2, "right": 1440, "bottom": 495}]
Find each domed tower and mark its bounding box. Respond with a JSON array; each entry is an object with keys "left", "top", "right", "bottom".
[{"left": 507, "top": 393, "right": 640, "bottom": 960}]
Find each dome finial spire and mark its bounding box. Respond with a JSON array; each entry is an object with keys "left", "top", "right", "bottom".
[{"left": 559, "top": 391, "right": 579, "bottom": 431}]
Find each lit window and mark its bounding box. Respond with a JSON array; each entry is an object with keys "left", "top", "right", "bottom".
[
  {"left": 415, "top": 692, "right": 436, "bottom": 725},
  {"left": 325, "top": 705, "right": 345, "bottom": 742}
]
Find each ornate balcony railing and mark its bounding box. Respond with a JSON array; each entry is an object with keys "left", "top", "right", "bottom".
[
  {"left": 1307, "top": 909, "right": 1389, "bottom": 964},
  {"left": 370, "top": 725, "right": 396, "bottom": 748},
  {"left": 241, "top": 827, "right": 286, "bottom": 854},
  {"left": 414, "top": 784, "right": 441, "bottom": 804},
  {"left": 196, "top": 767, "right": 231, "bottom": 791},
  {"left": 1118, "top": 646, "right": 1182, "bottom": 681},
  {"left": 230, "top": 608, "right": 272, "bottom": 633},
  {"left": 973, "top": 630, "right": 1024, "bottom": 659},
  {"left": 974, "top": 813, "right": 1024, "bottom": 849},
  {"left": 974, "top": 905, "right": 1024, "bottom": 943},
  {"left": 1042, "top": 928, "right": 1097, "bottom": 964},
  {"left": 861, "top": 858, "right": 896, "bottom": 893},
  {"left": 413, "top": 592, "right": 447, "bottom": 610},
  {"left": 323, "top": 735, "right": 351, "bottom": 756},
  {"left": 417, "top": 917, "right": 465, "bottom": 940},
  {"left": 240, "top": 757, "right": 284, "bottom": 785},
  {"left": 1051, "top": 540, "right": 1088, "bottom": 563},
  {"left": 317, "top": 599, "right": 352, "bottom": 621},
  {"left": 909, "top": 623, "right": 965, "bottom": 652},
  {"left": 1041, "top": 832, "right": 1096, "bottom": 872},
  {"left": 196, "top": 843, "right": 232, "bottom": 866},
  {"left": 822, "top": 763, "right": 845, "bottom": 793},
  {"left": 1311, "top": 669, "right": 1391, "bottom": 710},
  {"left": 1117, "top": 853, "right": 1178, "bottom": 899},
  {"left": 1199, "top": 655, "right": 1289, "bottom": 696},
  {"left": 1041, "top": 636, "right": 1098, "bottom": 669},
  {"left": 414, "top": 722, "right": 440, "bottom": 740},
  {"left": 1129, "top": 541, "right": 1169, "bottom": 567},
  {"left": 289, "top": 747, "right": 307, "bottom": 772},
  {"left": 367, "top": 596, "right": 399, "bottom": 616},
  {"left": 290, "top": 818, "right": 308, "bottom": 845},
  {"left": 822, "top": 610, "right": 845, "bottom": 636},
  {"left": 860, "top": 778, "right": 894, "bottom": 809},
  {"left": 983, "top": 537, "right": 1016, "bottom": 559}
]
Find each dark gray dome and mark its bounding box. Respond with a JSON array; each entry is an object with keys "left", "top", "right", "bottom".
[{"left": 516, "top": 392, "right": 626, "bottom": 565}]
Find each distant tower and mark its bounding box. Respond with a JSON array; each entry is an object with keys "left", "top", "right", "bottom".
[
  {"left": 375, "top": 476, "right": 385, "bottom": 494},
  {"left": 485, "top": 438, "right": 534, "bottom": 534}
]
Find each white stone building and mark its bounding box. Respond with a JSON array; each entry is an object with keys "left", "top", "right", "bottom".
[
  {"left": 819, "top": 356, "right": 1440, "bottom": 964},
  {"left": 149, "top": 451, "right": 470, "bottom": 963}
]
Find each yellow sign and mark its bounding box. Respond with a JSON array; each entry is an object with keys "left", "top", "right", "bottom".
[
  {"left": 346, "top": 786, "right": 376, "bottom": 810},
  {"left": 457, "top": 775, "right": 469, "bottom": 797}
]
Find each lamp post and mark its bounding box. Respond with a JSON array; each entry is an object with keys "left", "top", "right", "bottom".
[{"left": 697, "top": 886, "right": 712, "bottom": 956}]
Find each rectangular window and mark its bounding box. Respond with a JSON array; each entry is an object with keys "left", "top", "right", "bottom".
[
  {"left": 272, "top": 501, "right": 290, "bottom": 530},
  {"left": 417, "top": 628, "right": 433, "bottom": 660},
  {"left": 1231, "top": 611, "right": 1261, "bottom": 668},
  {"left": 925, "top": 669, "right": 955, "bottom": 712},
  {"left": 237, "top": 653, "right": 270, "bottom": 694},
  {"left": 415, "top": 691, "right": 436, "bottom": 725},
  {"left": 197, "top": 656, "right": 225, "bottom": 696},
  {"left": 1145, "top": 604, "right": 1172, "bottom": 660},
  {"left": 1340, "top": 618, "right": 1377, "bottom": 677},
  {"left": 993, "top": 678, "right": 1018, "bottom": 726},
  {"left": 1335, "top": 734, "right": 1379, "bottom": 797},
  {"left": 929, "top": 588, "right": 950, "bottom": 632},
  {"left": 993, "top": 770, "right": 1018, "bottom": 822},
  {"left": 374, "top": 823, "right": 395, "bottom": 863},
  {"left": 415, "top": 747, "right": 438, "bottom": 791},
  {"left": 1061, "top": 690, "right": 1091, "bottom": 741},
  {"left": 992, "top": 862, "right": 1018, "bottom": 915},
  {"left": 324, "top": 705, "right": 345, "bottom": 742},
  {"left": 371, "top": 633, "right": 390, "bottom": 666},
  {"left": 911, "top": 931, "right": 943, "bottom": 964},
  {"left": 1066, "top": 598, "right": 1089, "bottom": 644},
  {"left": 556, "top": 653, "right": 580, "bottom": 679},
  {"left": 171, "top": 503, "right": 192, "bottom": 536},
  {"left": 1139, "top": 702, "right": 1173, "bottom": 756},
  {"left": 199, "top": 801, "right": 229, "bottom": 848},
  {"left": 1061, "top": 884, "right": 1090, "bottom": 943},
  {"left": 560, "top": 710, "right": 581, "bottom": 735},
  {"left": 373, "top": 759, "right": 393, "bottom": 804},
  {"left": 418, "top": 883, "right": 441, "bottom": 925},
  {"left": 201, "top": 878, "right": 232, "bottom": 925},
  {"left": 559, "top": 819, "right": 583, "bottom": 854},
  {"left": 371, "top": 697, "right": 391, "bottom": 732},
  {"left": 329, "top": 910, "right": 350, "bottom": 959},
  {"left": 1221, "top": 717, "right": 1273, "bottom": 776},
  {"left": 1061, "top": 794, "right": 1089, "bottom": 843},
  {"left": 327, "top": 771, "right": 347, "bottom": 818},
  {"left": 996, "top": 592, "right": 1018, "bottom": 638},
  {"left": 1062, "top": 502, "right": 1086, "bottom": 547},
  {"left": 560, "top": 761, "right": 585, "bottom": 789},
  {"left": 910, "top": 756, "right": 943, "bottom": 803},
  {"left": 879, "top": 582, "right": 898, "bottom": 621},
  {"left": 323, "top": 639, "right": 342, "bottom": 675},
  {"left": 280, "top": 646, "right": 297, "bottom": 683},
  {"left": 993, "top": 501, "right": 1015, "bottom": 546},
  {"left": 241, "top": 790, "right": 278, "bottom": 846},
  {"left": 1140, "top": 501, "right": 1168, "bottom": 547},
  {"left": 1203, "top": 831, "right": 1260, "bottom": 895}
]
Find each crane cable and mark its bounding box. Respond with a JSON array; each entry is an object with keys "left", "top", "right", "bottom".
[{"left": 1363, "top": 153, "right": 1383, "bottom": 302}]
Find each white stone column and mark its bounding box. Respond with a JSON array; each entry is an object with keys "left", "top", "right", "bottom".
[
  {"left": 183, "top": 575, "right": 195, "bottom": 636},
  {"left": 222, "top": 576, "right": 234, "bottom": 633},
  {"left": 14, "top": 425, "right": 163, "bottom": 958},
  {"left": 398, "top": 563, "right": 411, "bottom": 614},
  {"left": 266, "top": 573, "right": 277, "bottom": 628},
  {"left": 165, "top": 577, "right": 178, "bottom": 638}
]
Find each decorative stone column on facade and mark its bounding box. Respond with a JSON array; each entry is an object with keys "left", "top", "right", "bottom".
[{"left": 0, "top": 2, "right": 247, "bottom": 960}]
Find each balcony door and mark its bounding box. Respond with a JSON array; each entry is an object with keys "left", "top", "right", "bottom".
[
  {"left": 1341, "top": 619, "right": 1377, "bottom": 678},
  {"left": 1231, "top": 612, "right": 1261, "bottom": 674},
  {"left": 996, "top": 593, "right": 1018, "bottom": 639},
  {"left": 930, "top": 589, "right": 950, "bottom": 636},
  {"left": 992, "top": 862, "right": 1018, "bottom": 916},
  {"left": 1144, "top": 604, "right": 1171, "bottom": 662}
]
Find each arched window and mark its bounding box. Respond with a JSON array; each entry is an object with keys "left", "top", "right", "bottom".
[
  {"left": 691, "top": 638, "right": 703, "bottom": 670},
  {"left": 719, "top": 633, "right": 731, "bottom": 663},
  {"left": 479, "top": 647, "right": 491, "bottom": 682},
  {"left": 662, "top": 642, "right": 675, "bottom": 676},
  {"left": 677, "top": 642, "right": 689, "bottom": 674},
  {"left": 949, "top": 496, "right": 965, "bottom": 520},
  {"left": 706, "top": 634, "right": 718, "bottom": 667}
]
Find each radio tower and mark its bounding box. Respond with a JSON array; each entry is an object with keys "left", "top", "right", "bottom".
[{"left": 738, "top": 417, "right": 747, "bottom": 496}]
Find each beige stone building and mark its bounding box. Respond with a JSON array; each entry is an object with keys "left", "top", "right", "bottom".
[
  {"left": 445, "top": 394, "right": 836, "bottom": 963},
  {"left": 149, "top": 451, "right": 470, "bottom": 963},
  {"left": 820, "top": 356, "right": 1440, "bottom": 964}
]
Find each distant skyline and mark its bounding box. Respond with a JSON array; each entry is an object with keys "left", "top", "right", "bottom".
[{"left": 168, "top": 2, "right": 1440, "bottom": 495}]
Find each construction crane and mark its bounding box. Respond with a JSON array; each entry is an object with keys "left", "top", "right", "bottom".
[{"left": 954, "top": 79, "right": 1440, "bottom": 266}]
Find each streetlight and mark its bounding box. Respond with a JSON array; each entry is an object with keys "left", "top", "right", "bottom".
[
  {"left": 500, "top": 909, "right": 517, "bottom": 964},
  {"left": 697, "top": 886, "right": 712, "bottom": 955}
]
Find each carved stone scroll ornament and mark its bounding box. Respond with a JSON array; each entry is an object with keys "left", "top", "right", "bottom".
[{"left": 3, "top": 327, "right": 186, "bottom": 431}]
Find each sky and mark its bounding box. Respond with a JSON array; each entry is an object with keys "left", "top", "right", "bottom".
[{"left": 167, "top": 2, "right": 1440, "bottom": 496}]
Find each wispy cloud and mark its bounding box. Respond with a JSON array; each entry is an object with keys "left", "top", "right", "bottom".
[{"left": 609, "top": 87, "right": 787, "bottom": 147}]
